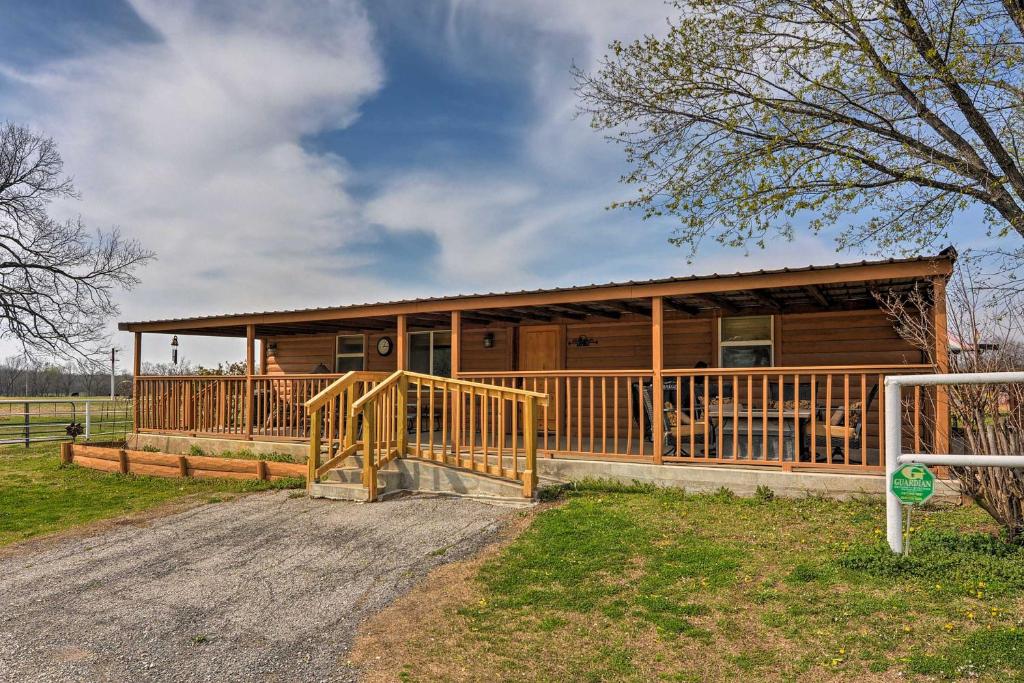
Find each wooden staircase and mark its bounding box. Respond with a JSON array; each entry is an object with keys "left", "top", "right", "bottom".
[{"left": 304, "top": 370, "right": 548, "bottom": 502}]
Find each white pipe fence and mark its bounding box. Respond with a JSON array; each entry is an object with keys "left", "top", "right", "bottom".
[
  {"left": 885, "top": 371, "right": 1024, "bottom": 554},
  {"left": 0, "top": 398, "right": 133, "bottom": 447}
]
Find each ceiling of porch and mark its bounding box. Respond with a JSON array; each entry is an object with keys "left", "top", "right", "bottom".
[{"left": 151, "top": 275, "right": 935, "bottom": 338}]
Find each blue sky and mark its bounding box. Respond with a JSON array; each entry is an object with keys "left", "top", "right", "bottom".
[{"left": 0, "top": 0, "right": 966, "bottom": 366}]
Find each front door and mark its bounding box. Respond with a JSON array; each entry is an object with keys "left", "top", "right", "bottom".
[{"left": 518, "top": 325, "right": 563, "bottom": 430}]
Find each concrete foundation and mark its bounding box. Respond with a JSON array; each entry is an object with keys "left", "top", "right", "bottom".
[
  {"left": 537, "top": 458, "right": 961, "bottom": 502},
  {"left": 128, "top": 433, "right": 961, "bottom": 503},
  {"left": 130, "top": 433, "right": 309, "bottom": 462}
]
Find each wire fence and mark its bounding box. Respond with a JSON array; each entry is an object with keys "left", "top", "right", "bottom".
[{"left": 0, "top": 399, "right": 133, "bottom": 446}]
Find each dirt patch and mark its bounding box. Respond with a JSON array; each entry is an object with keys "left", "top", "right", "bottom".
[{"left": 350, "top": 505, "right": 540, "bottom": 682}]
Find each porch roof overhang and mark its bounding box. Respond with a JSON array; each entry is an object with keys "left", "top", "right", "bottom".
[{"left": 119, "top": 249, "right": 956, "bottom": 338}]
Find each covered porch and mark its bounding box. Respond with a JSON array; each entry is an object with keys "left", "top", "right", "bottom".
[{"left": 122, "top": 252, "right": 955, "bottom": 476}]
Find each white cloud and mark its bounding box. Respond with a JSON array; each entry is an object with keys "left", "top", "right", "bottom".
[
  {"left": 0, "top": 0, "right": 852, "bottom": 367},
  {"left": 1, "top": 0, "right": 385, "bottom": 364}
]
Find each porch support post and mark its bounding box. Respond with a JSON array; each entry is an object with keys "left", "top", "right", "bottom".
[
  {"left": 259, "top": 338, "right": 268, "bottom": 375},
  {"left": 133, "top": 332, "right": 141, "bottom": 434},
  {"left": 245, "top": 323, "right": 255, "bottom": 440},
  {"left": 396, "top": 314, "right": 408, "bottom": 371},
  {"left": 652, "top": 296, "right": 665, "bottom": 464},
  {"left": 932, "top": 276, "right": 950, "bottom": 455},
  {"left": 451, "top": 311, "right": 462, "bottom": 377}
]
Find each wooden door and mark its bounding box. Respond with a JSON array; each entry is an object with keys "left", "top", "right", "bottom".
[{"left": 518, "top": 325, "right": 563, "bottom": 431}]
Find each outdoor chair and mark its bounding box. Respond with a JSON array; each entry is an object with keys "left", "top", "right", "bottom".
[
  {"left": 640, "top": 383, "right": 711, "bottom": 456},
  {"left": 808, "top": 382, "right": 879, "bottom": 463}
]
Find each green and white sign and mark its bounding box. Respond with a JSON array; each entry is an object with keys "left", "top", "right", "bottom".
[{"left": 891, "top": 463, "right": 935, "bottom": 505}]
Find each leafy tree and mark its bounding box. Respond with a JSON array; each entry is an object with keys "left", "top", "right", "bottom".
[
  {"left": 0, "top": 122, "right": 152, "bottom": 360},
  {"left": 574, "top": 0, "right": 1024, "bottom": 256},
  {"left": 880, "top": 257, "right": 1024, "bottom": 541}
]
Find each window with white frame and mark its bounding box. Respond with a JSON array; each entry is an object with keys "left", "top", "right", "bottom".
[
  {"left": 719, "top": 316, "right": 773, "bottom": 367},
  {"left": 335, "top": 335, "right": 365, "bottom": 372},
  {"left": 409, "top": 331, "right": 452, "bottom": 377}
]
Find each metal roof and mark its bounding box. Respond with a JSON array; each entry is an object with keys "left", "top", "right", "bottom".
[{"left": 119, "top": 248, "right": 956, "bottom": 332}]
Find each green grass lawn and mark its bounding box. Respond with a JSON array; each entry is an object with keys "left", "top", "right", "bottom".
[
  {"left": 0, "top": 442, "right": 302, "bottom": 547},
  {"left": 359, "top": 482, "right": 1024, "bottom": 682}
]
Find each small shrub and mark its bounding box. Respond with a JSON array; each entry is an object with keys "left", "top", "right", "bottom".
[
  {"left": 754, "top": 485, "right": 775, "bottom": 502},
  {"left": 188, "top": 445, "right": 206, "bottom": 456},
  {"left": 140, "top": 445, "right": 160, "bottom": 452},
  {"left": 537, "top": 484, "right": 569, "bottom": 502},
  {"left": 713, "top": 486, "right": 735, "bottom": 500}
]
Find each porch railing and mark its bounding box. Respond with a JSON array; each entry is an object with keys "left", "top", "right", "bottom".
[
  {"left": 460, "top": 365, "right": 935, "bottom": 471},
  {"left": 134, "top": 373, "right": 387, "bottom": 441}
]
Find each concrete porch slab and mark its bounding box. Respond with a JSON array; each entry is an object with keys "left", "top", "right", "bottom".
[{"left": 537, "top": 458, "right": 962, "bottom": 503}]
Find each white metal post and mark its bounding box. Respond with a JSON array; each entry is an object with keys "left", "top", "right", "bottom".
[
  {"left": 884, "top": 371, "right": 1024, "bottom": 554},
  {"left": 884, "top": 378, "right": 903, "bottom": 554},
  {"left": 84, "top": 401, "right": 91, "bottom": 441}
]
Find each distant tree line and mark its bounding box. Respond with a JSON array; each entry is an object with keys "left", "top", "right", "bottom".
[
  {"left": 0, "top": 357, "right": 248, "bottom": 398},
  {"left": 0, "top": 356, "right": 131, "bottom": 397}
]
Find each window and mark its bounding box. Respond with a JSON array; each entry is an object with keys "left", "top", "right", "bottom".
[
  {"left": 335, "top": 335, "right": 365, "bottom": 372},
  {"left": 409, "top": 331, "right": 452, "bottom": 377},
  {"left": 719, "top": 316, "right": 773, "bottom": 367}
]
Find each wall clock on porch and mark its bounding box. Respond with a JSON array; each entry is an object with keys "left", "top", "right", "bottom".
[{"left": 376, "top": 336, "right": 393, "bottom": 356}]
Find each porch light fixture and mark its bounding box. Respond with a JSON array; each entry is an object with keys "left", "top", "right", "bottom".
[
  {"left": 170, "top": 335, "right": 179, "bottom": 365},
  {"left": 483, "top": 332, "right": 495, "bottom": 348},
  {"left": 568, "top": 335, "right": 598, "bottom": 348}
]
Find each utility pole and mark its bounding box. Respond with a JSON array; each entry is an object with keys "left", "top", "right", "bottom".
[{"left": 110, "top": 348, "right": 118, "bottom": 399}]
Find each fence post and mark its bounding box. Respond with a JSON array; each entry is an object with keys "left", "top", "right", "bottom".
[
  {"left": 307, "top": 406, "right": 321, "bottom": 491},
  {"left": 885, "top": 378, "right": 903, "bottom": 554},
  {"left": 60, "top": 442, "right": 73, "bottom": 465},
  {"left": 522, "top": 396, "right": 538, "bottom": 498},
  {"left": 23, "top": 401, "right": 29, "bottom": 448}
]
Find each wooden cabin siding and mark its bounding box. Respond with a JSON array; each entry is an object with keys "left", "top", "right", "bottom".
[
  {"left": 461, "top": 328, "right": 513, "bottom": 372},
  {"left": 264, "top": 308, "right": 916, "bottom": 376},
  {"left": 366, "top": 332, "right": 399, "bottom": 373},
  {"left": 265, "top": 335, "right": 333, "bottom": 374},
  {"left": 777, "top": 310, "right": 924, "bottom": 367}
]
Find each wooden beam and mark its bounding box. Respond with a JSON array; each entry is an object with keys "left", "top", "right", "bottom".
[
  {"left": 132, "top": 332, "right": 141, "bottom": 435},
  {"left": 932, "top": 276, "right": 950, "bottom": 455},
  {"left": 605, "top": 300, "right": 651, "bottom": 317},
  {"left": 549, "top": 303, "right": 622, "bottom": 319},
  {"left": 259, "top": 338, "right": 268, "bottom": 374},
  {"left": 468, "top": 310, "right": 524, "bottom": 324},
  {"left": 744, "top": 289, "right": 781, "bottom": 311},
  {"left": 803, "top": 285, "right": 832, "bottom": 307},
  {"left": 689, "top": 294, "right": 738, "bottom": 314},
  {"left": 245, "top": 323, "right": 255, "bottom": 440},
  {"left": 451, "top": 311, "right": 462, "bottom": 376},
  {"left": 502, "top": 308, "right": 554, "bottom": 323},
  {"left": 651, "top": 296, "right": 664, "bottom": 465},
  {"left": 663, "top": 297, "right": 700, "bottom": 316},
  {"left": 396, "top": 314, "right": 407, "bottom": 371},
  {"left": 133, "top": 332, "right": 142, "bottom": 377},
  {"left": 531, "top": 306, "right": 587, "bottom": 321},
  {"left": 120, "top": 257, "right": 956, "bottom": 333}
]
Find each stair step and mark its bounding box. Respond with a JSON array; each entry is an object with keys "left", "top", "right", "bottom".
[{"left": 308, "top": 480, "right": 387, "bottom": 502}]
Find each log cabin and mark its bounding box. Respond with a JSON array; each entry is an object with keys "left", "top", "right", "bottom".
[{"left": 119, "top": 249, "right": 954, "bottom": 500}]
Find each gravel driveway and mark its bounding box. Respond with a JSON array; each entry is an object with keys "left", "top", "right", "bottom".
[{"left": 0, "top": 492, "right": 512, "bottom": 682}]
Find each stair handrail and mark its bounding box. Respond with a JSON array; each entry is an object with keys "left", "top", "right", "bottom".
[
  {"left": 304, "top": 371, "right": 389, "bottom": 489},
  {"left": 351, "top": 370, "right": 550, "bottom": 500}
]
